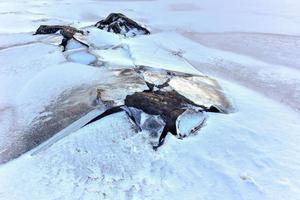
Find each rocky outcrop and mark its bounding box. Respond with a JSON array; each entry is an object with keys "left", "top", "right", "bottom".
[
  {"left": 24, "top": 19, "right": 233, "bottom": 158},
  {"left": 124, "top": 90, "right": 202, "bottom": 146},
  {"left": 82, "top": 67, "right": 233, "bottom": 148},
  {"left": 95, "top": 13, "right": 150, "bottom": 37}
]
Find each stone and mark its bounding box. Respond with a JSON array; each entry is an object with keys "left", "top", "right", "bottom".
[
  {"left": 34, "top": 25, "right": 87, "bottom": 51},
  {"left": 95, "top": 13, "right": 150, "bottom": 37},
  {"left": 124, "top": 90, "right": 205, "bottom": 146},
  {"left": 34, "top": 25, "right": 84, "bottom": 37}
]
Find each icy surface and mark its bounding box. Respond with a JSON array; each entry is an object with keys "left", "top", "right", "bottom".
[
  {"left": 1, "top": 81, "right": 300, "bottom": 200},
  {"left": 126, "top": 107, "right": 166, "bottom": 145},
  {"left": 67, "top": 51, "right": 97, "bottom": 65},
  {"left": 94, "top": 46, "right": 134, "bottom": 68},
  {"left": 125, "top": 34, "right": 201, "bottom": 75},
  {"left": 1, "top": 0, "right": 300, "bottom": 199},
  {"left": 176, "top": 109, "right": 206, "bottom": 138},
  {"left": 85, "top": 27, "right": 122, "bottom": 49}
]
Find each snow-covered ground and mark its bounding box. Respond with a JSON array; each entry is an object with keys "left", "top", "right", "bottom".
[{"left": 1, "top": 0, "right": 300, "bottom": 199}]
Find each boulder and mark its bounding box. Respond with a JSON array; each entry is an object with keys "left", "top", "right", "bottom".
[
  {"left": 34, "top": 25, "right": 84, "bottom": 37},
  {"left": 124, "top": 90, "right": 205, "bottom": 146},
  {"left": 95, "top": 13, "right": 150, "bottom": 37}
]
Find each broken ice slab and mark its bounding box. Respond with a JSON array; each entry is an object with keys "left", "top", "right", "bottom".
[
  {"left": 93, "top": 45, "right": 134, "bottom": 68},
  {"left": 142, "top": 68, "right": 171, "bottom": 88},
  {"left": 138, "top": 67, "right": 233, "bottom": 113},
  {"left": 125, "top": 35, "right": 201, "bottom": 75},
  {"left": 125, "top": 107, "right": 166, "bottom": 146},
  {"left": 176, "top": 109, "right": 207, "bottom": 138},
  {"left": 65, "top": 38, "right": 88, "bottom": 51},
  {"left": 169, "top": 76, "right": 233, "bottom": 113},
  {"left": 85, "top": 27, "right": 123, "bottom": 49},
  {"left": 67, "top": 51, "right": 97, "bottom": 65}
]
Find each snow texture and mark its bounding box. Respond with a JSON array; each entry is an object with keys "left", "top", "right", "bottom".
[{"left": 1, "top": 0, "right": 300, "bottom": 199}]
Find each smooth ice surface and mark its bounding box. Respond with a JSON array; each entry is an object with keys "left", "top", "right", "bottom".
[
  {"left": 125, "top": 34, "right": 201, "bottom": 75},
  {"left": 67, "top": 51, "right": 97, "bottom": 65},
  {"left": 94, "top": 46, "right": 134, "bottom": 68},
  {"left": 85, "top": 27, "right": 123, "bottom": 48}
]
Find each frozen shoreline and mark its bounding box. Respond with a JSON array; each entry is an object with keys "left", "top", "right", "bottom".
[{"left": 1, "top": 0, "right": 300, "bottom": 199}]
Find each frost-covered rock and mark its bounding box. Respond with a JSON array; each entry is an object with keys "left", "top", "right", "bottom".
[{"left": 95, "top": 13, "right": 150, "bottom": 37}]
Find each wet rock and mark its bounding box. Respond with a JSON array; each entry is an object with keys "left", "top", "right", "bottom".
[
  {"left": 95, "top": 13, "right": 150, "bottom": 37},
  {"left": 124, "top": 90, "right": 205, "bottom": 146},
  {"left": 94, "top": 68, "right": 149, "bottom": 106},
  {"left": 34, "top": 25, "right": 88, "bottom": 51}
]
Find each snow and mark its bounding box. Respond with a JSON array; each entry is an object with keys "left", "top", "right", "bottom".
[
  {"left": 16, "top": 62, "right": 104, "bottom": 122},
  {"left": 0, "top": 43, "right": 65, "bottom": 104},
  {"left": 85, "top": 27, "right": 122, "bottom": 49},
  {"left": 1, "top": 0, "right": 300, "bottom": 199},
  {"left": 1, "top": 79, "right": 300, "bottom": 200}
]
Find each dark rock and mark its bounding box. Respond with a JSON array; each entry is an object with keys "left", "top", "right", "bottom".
[
  {"left": 124, "top": 90, "right": 205, "bottom": 147},
  {"left": 95, "top": 13, "right": 150, "bottom": 37},
  {"left": 34, "top": 25, "right": 84, "bottom": 37},
  {"left": 83, "top": 88, "right": 207, "bottom": 148},
  {"left": 34, "top": 25, "right": 87, "bottom": 51},
  {"left": 34, "top": 25, "right": 64, "bottom": 34},
  {"left": 82, "top": 68, "right": 232, "bottom": 148}
]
